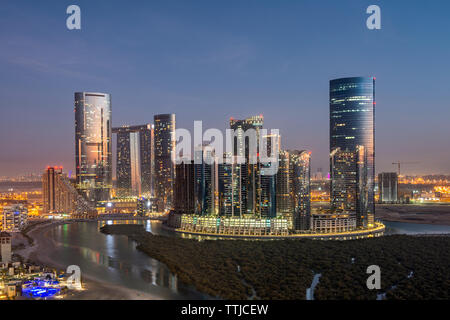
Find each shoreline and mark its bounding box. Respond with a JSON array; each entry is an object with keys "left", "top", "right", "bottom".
[
  {"left": 162, "top": 223, "right": 386, "bottom": 240},
  {"left": 100, "top": 224, "right": 450, "bottom": 299},
  {"left": 375, "top": 204, "right": 450, "bottom": 226},
  {"left": 378, "top": 216, "right": 450, "bottom": 226},
  {"left": 14, "top": 220, "right": 163, "bottom": 300}
]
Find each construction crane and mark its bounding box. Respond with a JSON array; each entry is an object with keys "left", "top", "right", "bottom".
[{"left": 392, "top": 161, "right": 420, "bottom": 176}]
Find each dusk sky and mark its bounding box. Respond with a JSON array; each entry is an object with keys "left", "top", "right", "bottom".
[{"left": 1, "top": 0, "right": 449, "bottom": 177}]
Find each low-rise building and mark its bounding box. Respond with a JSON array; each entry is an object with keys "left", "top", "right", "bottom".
[
  {"left": 310, "top": 213, "right": 356, "bottom": 234},
  {"left": 2, "top": 205, "right": 28, "bottom": 232},
  {"left": 0, "top": 232, "right": 12, "bottom": 264}
]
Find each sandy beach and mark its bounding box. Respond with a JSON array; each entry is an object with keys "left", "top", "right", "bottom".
[{"left": 14, "top": 220, "right": 163, "bottom": 300}]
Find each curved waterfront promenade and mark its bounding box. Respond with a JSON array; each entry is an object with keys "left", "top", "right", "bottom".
[{"left": 165, "top": 222, "right": 386, "bottom": 240}]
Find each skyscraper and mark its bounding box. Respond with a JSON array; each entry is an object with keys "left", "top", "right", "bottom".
[
  {"left": 260, "top": 133, "right": 280, "bottom": 218},
  {"left": 42, "top": 166, "right": 62, "bottom": 213},
  {"left": 378, "top": 172, "right": 398, "bottom": 203},
  {"left": 276, "top": 150, "right": 291, "bottom": 215},
  {"left": 230, "top": 115, "right": 264, "bottom": 215},
  {"left": 218, "top": 154, "right": 245, "bottom": 217},
  {"left": 194, "top": 145, "right": 218, "bottom": 215},
  {"left": 75, "top": 92, "right": 112, "bottom": 204},
  {"left": 174, "top": 159, "right": 196, "bottom": 215},
  {"left": 329, "top": 77, "right": 375, "bottom": 228},
  {"left": 289, "top": 150, "right": 311, "bottom": 230},
  {"left": 154, "top": 114, "right": 176, "bottom": 211},
  {"left": 113, "top": 124, "right": 154, "bottom": 197}
]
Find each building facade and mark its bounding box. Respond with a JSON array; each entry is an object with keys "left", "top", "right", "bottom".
[
  {"left": 113, "top": 124, "right": 154, "bottom": 197},
  {"left": 42, "top": 166, "right": 62, "bottom": 213},
  {"left": 194, "top": 145, "right": 218, "bottom": 216},
  {"left": 218, "top": 155, "right": 245, "bottom": 217},
  {"left": 75, "top": 92, "right": 112, "bottom": 204},
  {"left": 330, "top": 77, "right": 375, "bottom": 228},
  {"left": 42, "top": 167, "right": 96, "bottom": 218},
  {"left": 154, "top": 114, "right": 176, "bottom": 212},
  {"left": 0, "top": 232, "right": 12, "bottom": 264},
  {"left": 229, "top": 115, "right": 264, "bottom": 216},
  {"left": 311, "top": 213, "right": 357, "bottom": 234},
  {"left": 260, "top": 133, "right": 280, "bottom": 218},
  {"left": 1, "top": 205, "right": 27, "bottom": 232},
  {"left": 174, "top": 159, "right": 196, "bottom": 215},
  {"left": 289, "top": 150, "right": 311, "bottom": 230},
  {"left": 276, "top": 150, "right": 291, "bottom": 215},
  {"left": 378, "top": 172, "right": 398, "bottom": 203}
]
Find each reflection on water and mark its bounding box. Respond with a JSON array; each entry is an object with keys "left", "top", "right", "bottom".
[
  {"left": 383, "top": 221, "right": 450, "bottom": 235},
  {"left": 46, "top": 221, "right": 204, "bottom": 299},
  {"left": 45, "top": 219, "right": 450, "bottom": 299}
]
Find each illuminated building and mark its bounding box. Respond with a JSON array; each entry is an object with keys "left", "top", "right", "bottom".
[
  {"left": 330, "top": 77, "right": 375, "bottom": 228},
  {"left": 194, "top": 145, "right": 218, "bottom": 215},
  {"left": 230, "top": 115, "right": 264, "bottom": 215},
  {"left": 42, "top": 166, "right": 62, "bottom": 213},
  {"left": 97, "top": 197, "right": 139, "bottom": 215},
  {"left": 137, "top": 198, "right": 157, "bottom": 216},
  {"left": 42, "top": 167, "right": 95, "bottom": 218},
  {"left": 179, "top": 215, "right": 289, "bottom": 236},
  {"left": 174, "top": 159, "right": 196, "bottom": 215},
  {"left": 260, "top": 133, "right": 280, "bottom": 218},
  {"left": 218, "top": 154, "right": 245, "bottom": 217},
  {"left": 311, "top": 213, "right": 357, "bottom": 233},
  {"left": 378, "top": 172, "right": 398, "bottom": 203},
  {"left": 2, "top": 204, "right": 27, "bottom": 232},
  {"left": 330, "top": 148, "right": 357, "bottom": 212},
  {"left": 154, "top": 114, "right": 176, "bottom": 211},
  {"left": 113, "top": 124, "right": 154, "bottom": 197},
  {"left": 75, "top": 92, "right": 112, "bottom": 204},
  {"left": 173, "top": 145, "right": 219, "bottom": 216},
  {"left": 0, "top": 232, "right": 12, "bottom": 264},
  {"left": 289, "top": 150, "right": 311, "bottom": 230},
  {"left": 276, "top": 151, "right": 292, "bottom": 215},
  {"left": 218, "top": 154, "right": 233, "bottom": 216}
]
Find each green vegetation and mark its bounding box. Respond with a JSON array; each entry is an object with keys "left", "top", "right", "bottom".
[{"left": 101, "top": 225, "right": 450, "bottom": 300}]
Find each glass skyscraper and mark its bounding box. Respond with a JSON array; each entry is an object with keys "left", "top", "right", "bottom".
[
  {"left": 289, "top": 150, "right": 311, "bottom": 230},
  {"left": 276, "top": 150, "right": 292, "bottom": 215},
  {"left": 154, "top": 113, "right": 176, "bottom": 211},
  {"left": 194, "top": 145, "right": 218, "bottom": 216},
  {"left": 75, "top": 92, "right": 112, "bottom": 204},
  {"left": 230, "top": 115, "right": 264, "bottom": 216},
  {"left": 113, "top": 124, "right": 154, "bottom": 197},
  {"left": 329, "top": 77, "right": 375, "bottom": 228}
]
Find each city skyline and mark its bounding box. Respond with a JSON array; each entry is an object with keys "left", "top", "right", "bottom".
[
  {"left": 1, "top": 1, "right": 450, "bottom": 176},
  {"left": 2, "top": 1, "right": 450, "bottom": 304}
]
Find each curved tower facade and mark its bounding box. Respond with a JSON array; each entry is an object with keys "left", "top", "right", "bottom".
[
  {"left": 329, "top": 77, "right": 375, "bottom": 228},
  {"left": 75, "top": 92, "right": 112, "bottom": 204}
]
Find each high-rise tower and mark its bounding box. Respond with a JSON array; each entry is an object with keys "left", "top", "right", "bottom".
[
  {"left": 154, "top": 114, "right": 176, "bottom": 211},
  {"left": 289, "top": 150, "right": 311, "bottom": 230},
  {"left": 229, "top": 115, "right": 264, "bottom": 215},
  {"left": 113, "top": 124, "right": 154, "bottom": 197},
  {"left": 329, "top": 77, "right": 375, "bottom": 228},
  {"left": 75, "top": 92, "right": 112, "bottom": 204}
]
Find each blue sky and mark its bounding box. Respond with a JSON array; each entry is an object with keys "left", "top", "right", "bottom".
[{"left": 1, "top": 0, "right": 450, "bottom": 176}]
